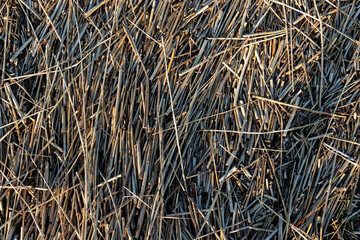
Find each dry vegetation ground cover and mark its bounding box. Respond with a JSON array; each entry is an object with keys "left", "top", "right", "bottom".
[{"left": 1, "top": 0, "right": 360, "bottom": 239}]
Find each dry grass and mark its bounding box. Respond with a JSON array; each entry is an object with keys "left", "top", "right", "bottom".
[{"left": 1, "top": 0, "right": 360, "bottom": 239}]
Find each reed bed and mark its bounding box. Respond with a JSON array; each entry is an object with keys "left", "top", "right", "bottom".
[{"left": 0, "top": 0, "right": 360, "bottom": 239}]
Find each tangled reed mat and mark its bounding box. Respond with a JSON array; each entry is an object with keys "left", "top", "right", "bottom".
[{"left": 0, "top": 0, "right": 360, "bottom": 239}]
